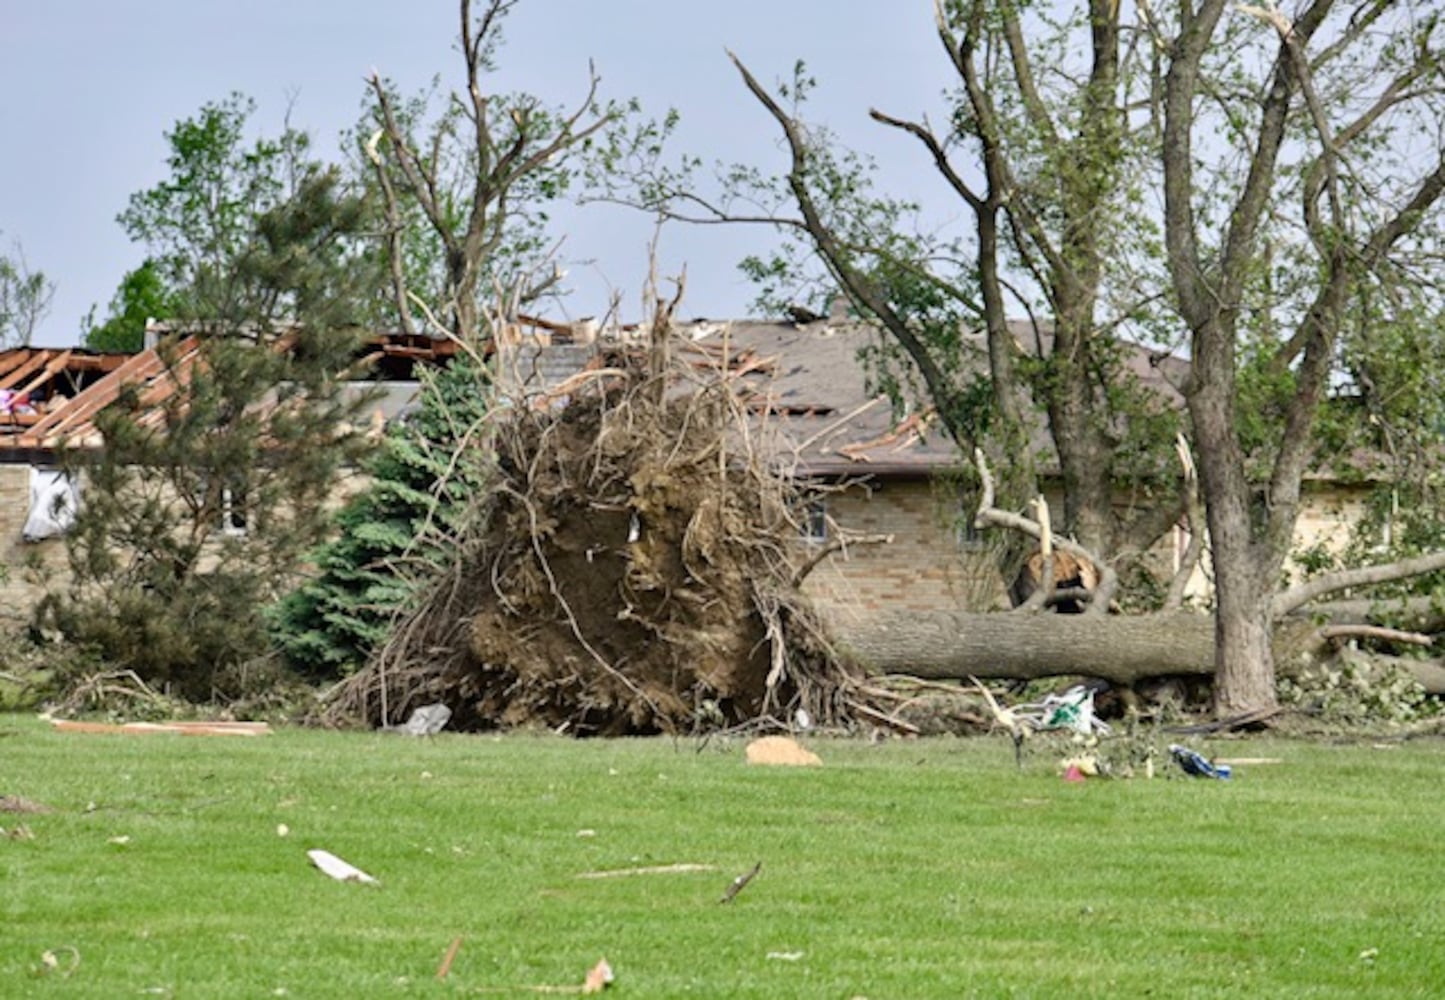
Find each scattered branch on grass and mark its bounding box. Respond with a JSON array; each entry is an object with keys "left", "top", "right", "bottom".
[
  {"left": 576, "top": 863, "right": 717, "bottom": 879},
  {"left": 720, "top": 861, "right": 762, "bottom": 903},
  {"left": 436, "top": 936, "right": 463, "bottom": 980},
  {"left": 847, "top": 700, "right": 923, "bottom": 735},
  {"left": 53, "top": 670, "right": 174, "bottom": 718}
]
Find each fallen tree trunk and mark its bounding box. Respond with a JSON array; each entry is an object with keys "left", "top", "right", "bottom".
[
  {"left": 836, "top": 610, "right": 1226, "bottom": 684},
  {"left": 832, "top": 610, "right": 1445, "bottom": 694}
]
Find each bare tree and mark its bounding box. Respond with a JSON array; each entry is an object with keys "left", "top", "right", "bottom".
[
  {"left": 1158, "top": 0, "right": 1445, "bottom": 714},
  {"left": 0, "top": 237, "right": 55, "bottom": 347},
  {"left": 614, "top": 3, "right": 1192, "bottom": 592},
  {"left": 363, "top": 0, "right": 619, "bottom": 343}
]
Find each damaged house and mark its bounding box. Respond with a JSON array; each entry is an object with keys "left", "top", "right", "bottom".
[
  {"left": 0, "top": 332, "right": 460, "bottom": 625},
  {"left": 0, "top": 314, "right": 1383, "bottom": 640}
]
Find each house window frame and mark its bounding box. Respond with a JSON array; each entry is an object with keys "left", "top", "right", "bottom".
[
  {"left": 801, "top": 499, "right": 829, "bottom": 544},
  {"left": 955, "top": 513, "right": 988, "bottom": 552},
  {"left": 219, "top": 486, "right": 247, "bottom": 537}
]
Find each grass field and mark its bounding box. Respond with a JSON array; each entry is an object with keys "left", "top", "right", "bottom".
[{"left": 2, "top": 714, "right": 1442, "bottom": 998}]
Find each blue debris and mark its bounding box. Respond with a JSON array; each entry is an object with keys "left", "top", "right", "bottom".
[{"left": 1168, "top": 744, "right": 1233, "bottom": 780}]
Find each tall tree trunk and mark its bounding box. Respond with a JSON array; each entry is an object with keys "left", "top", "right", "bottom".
[
  {"left": 1188, "top": 311, "right": 1283, "bottom": 715},
  {"left": 1211, "top": 568, "right": 1280, "bottom": 715}
]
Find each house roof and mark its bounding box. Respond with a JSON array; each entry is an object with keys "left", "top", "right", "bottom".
[
  {"left": 489, "top": 314, "right": 1196, "bottom": 478},
  {"left": 674, "top": 317, "right": 1193, "bottom": 478},
  {"left": 0, "top": 347, "right": 136, "bottom": 450},
  {"left": 8, "top": 314, "right": 1367, "bottom": 485},
  {"left": 679, "top": 319, "right": 965, "bottom": 477},
  {"left": 0, "top": 330, "right": 461, "bottom": 458}
]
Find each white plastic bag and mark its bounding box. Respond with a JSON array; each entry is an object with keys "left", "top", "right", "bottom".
[{"left": 22, "top": 467, "right": 80, "bottom": 542}]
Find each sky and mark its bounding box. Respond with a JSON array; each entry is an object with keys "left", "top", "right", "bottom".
[{"left": 1, "top": 1, "right": 961, "bottom": 347}]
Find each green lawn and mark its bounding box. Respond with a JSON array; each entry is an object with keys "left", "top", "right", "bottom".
[{"left": 2, "top": 714, "right": 1442, "bottom": 998}]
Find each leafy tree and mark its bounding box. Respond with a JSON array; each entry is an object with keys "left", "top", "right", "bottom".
[
  {"left": 82, "top": 260, "right": 180, "bottom": 352},
  {"left": 116, "top": 93, "right": 319, "bottom": 322},
  {"left": 273, "top": 0, "right": 647, "bottom": 675},
  {"left": 269, "top": 355, "right": 492, "bottom": 677},
  {"left": 610, "top": 6, "right": 1187, "bottom": 591},
  {"left": 0, "top": 236, "right": 54, "bottom": 347},
  {"left": 612, "top": 0, "right": 1445, "bottom": 718}
]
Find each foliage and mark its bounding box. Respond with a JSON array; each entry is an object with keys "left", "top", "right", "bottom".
[
  {"left": 615, "top": 16, "right": 1186, "bottom": 571},
  {"left": 115, "top": 93, "right": 324, "bottom": 322},
  {"left": 1325, "top": 298, "right": 1445, "bottom": 600},
  {"left": 44, "top": 162, "right": 379, "bottom": 702},
  {"left": 1155, "top": 1, "right": 1445, "bottom": 713},
  {"left": 269, "top": 356, "right": 494, "bottom": 678},
  {"left": 0, "top": 236, "right": 54, "bottom": 347},
  {"left": 82, "top": 260, "right": 181, "bottom": 353},
  {"left": 5, "top": 722, "right": 1445, "bottom": 995},
  {"left": 1278, "top": 651, "right": 1436, "bottom": 727}
]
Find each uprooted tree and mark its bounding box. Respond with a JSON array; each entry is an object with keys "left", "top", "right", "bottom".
[
  {"left": 310, "top": 0, "right": 879, "bottom": 734},
  {"left": 324, "top": 309, "right": 870, "bottom": 735},
  {"left": 837, "top": 450, "right": 1445, "bottom": 707}
]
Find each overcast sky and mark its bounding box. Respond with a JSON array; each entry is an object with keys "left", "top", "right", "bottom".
[{"left": 1, "top": 2, "right": 962, "bottom": 347}]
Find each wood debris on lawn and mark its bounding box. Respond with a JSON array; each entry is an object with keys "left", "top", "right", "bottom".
[
  {"left": 48, "top": 719, "right": 271, "bottom": 737},
  {"left": 576, "top": 862, "right": 716, "bottom": 879},
  {"left": 582, "top": 957, "right": 614, "bottom": 994},
  {"left": 745, "top": 736, "right": 821, "bottom": 766},
  {"left": 307, "top": 848, "right": 379, "bottom": 884},
  {"left": 468, "top": 957, "right": 616, "bottom": 995},
  {"left": 0, "top": 794, "right": 52, "bottom": 813},
  {"left": 436, "top": 936, "right": 463, "bottom": 980}
]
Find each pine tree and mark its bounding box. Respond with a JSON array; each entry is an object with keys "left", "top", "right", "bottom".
[
  {"left": 45, "top": 167, "right": 381, "bottom": 701},
  {"left": 269, "top": 356, "right": 492, "bottom": 678}
]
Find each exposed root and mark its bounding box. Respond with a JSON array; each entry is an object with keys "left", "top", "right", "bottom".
[{"left": 322, "top": 326, "right": 873, "bottom": 735}]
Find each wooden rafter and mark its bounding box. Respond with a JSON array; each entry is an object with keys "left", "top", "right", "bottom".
[
  {"left": 19, "top": 336, "right": 200, "bottom": 447},
  {"left": 15, "top": 350, "right": 74, "bottom": 399},
  {"left": 0, "top": 351, "right": 49, "bottom": 391}
]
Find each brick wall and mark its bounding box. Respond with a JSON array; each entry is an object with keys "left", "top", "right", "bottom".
[
  {"left": 799, "top": 478, "right": 1010, "bottom": 631},
  {"left": 0, "top": 456, "right": 1384, "bottom": 633},
  {"left": 0, "top": 463, "right": 377, "bottom": 628}
]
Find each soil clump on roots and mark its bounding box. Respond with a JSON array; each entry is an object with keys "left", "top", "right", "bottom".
[{"left": 324, "top": 340, "right": 867, "bottom": 735}]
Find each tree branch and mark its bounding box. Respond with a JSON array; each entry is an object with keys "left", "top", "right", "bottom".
[
  {"left": 1273, "top": 550, "right": 1445, "bottom": 618},
  {"left": 972, "top": 449, "right": 1118, "bottom": 614}
]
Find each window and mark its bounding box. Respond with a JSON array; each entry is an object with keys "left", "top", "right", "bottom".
[
  {"left": 955, "top": 513, "right": 987, "bottom": 552},
  {"left": 219, "top": 485, "right": 248, "bottom": 537},
  {"left": 801, "top": 499, "right": 828, "bottom": 544},
  {"left": 200, "top": 474, "right": 249, "bottom": 538}
]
